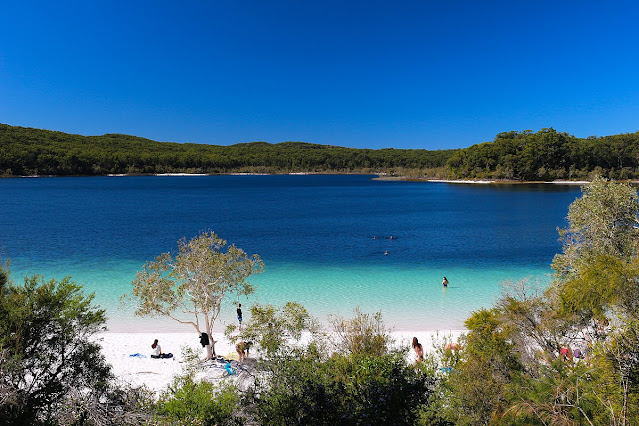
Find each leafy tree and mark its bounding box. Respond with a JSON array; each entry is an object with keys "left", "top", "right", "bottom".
[
  {"left": 225, "top": 301, "right": 319, "bottom": 358},
  {"left": 552, "top": 176, "right": 639, "bottom": 279},
  {"left": 440, "top": 309, "right": 523, "bottom": 425},
  {"left": 251, "top": 309, "right": 434, "bottom": 426},
  {"left": 157, "top": 377, "right": 243, "bottom": 426},
  {"left": 128, "top": 231, "right": 263, "bottom": 358},
  {"left": 328, "top": 307, "right": 394, "bottom": 357},
  {"left": 254, "top": 352, "right": 433, "bottom": 426},
  {"left": 487, "top": 178, "right": 639, "bottom": 425},
  {"left": 0, "top": 267, "right": 117, "bottom": 425}
]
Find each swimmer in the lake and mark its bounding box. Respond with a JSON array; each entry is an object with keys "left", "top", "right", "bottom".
[{"left": 384, "top": 250, "right": 389, "bottom": 255}]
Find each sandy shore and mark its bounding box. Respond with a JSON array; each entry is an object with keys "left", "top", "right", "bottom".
[{"left": 96, "top": 330, "right": 464, "bottom": 395}]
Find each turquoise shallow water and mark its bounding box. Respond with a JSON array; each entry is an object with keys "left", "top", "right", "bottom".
[
  {"left": 0, "top": 175, "right": 579, "bottom": 332},
  {"left": 6, "top": 261, "right": 551, "bottom": 332}
]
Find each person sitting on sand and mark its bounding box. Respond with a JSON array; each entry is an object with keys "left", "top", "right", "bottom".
[
  {"left": 151, "top": 339, "right": 173, "bottom": 359},
  {"left": 236, "top": 341, "right": 251, "bottom": 362},
  {"left": 412, "top": 337, "right": 424, "bottom": 363}
]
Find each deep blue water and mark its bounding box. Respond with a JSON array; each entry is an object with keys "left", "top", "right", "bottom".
[{"left": 0, "top": 175, "right": 582, "bottom": 331}]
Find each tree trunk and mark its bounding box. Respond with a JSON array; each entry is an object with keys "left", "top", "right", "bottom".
[{"left": 205, "top": 324, "right": 216, "bottom": 359}]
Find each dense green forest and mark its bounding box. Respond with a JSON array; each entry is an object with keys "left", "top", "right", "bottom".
[
  {"left": 2, "top": 123, "right": 639, "bottom": 180},
  {"left": 447, "top": 128, "right": 639, "bottom": 180},
  {"left": 0, "top": 124, "right": 454, "bottom": 176}
]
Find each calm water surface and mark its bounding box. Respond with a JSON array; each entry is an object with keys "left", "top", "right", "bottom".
[{"left": 0, "top": 175, "right": 582, "bottom": 331}]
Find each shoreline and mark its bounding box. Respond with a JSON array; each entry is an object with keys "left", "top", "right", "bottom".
[
  {"left": 6, "top": 172, "right": 639, "bottom": 185},
  {"left": 9, "top": 173, "right": 633, "bottom": 185},
  {"left": 372, "top": 176, "right": 593, "bottom": 184},
  {"left": 97, "top": 330, "right": 464, "bottom": 394}
]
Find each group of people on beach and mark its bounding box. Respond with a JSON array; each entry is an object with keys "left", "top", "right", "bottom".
[
  {"left": 412, "top": 337, "right": 460, "bottom": 364},
  {"left": 148, "top": 303, "right": 250, "bottom": 362}
]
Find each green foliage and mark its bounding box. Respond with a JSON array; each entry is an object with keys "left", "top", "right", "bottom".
[
  {"left": 591, "top": 322, "right": 639, "bottom": 424},
  {"left": 552, "top": 176, "right": 639, "bottom": 277},
  {"left": 329, "top": 308, "right": 395, "bottom": 357},
  {"left": 0, "top": 268, "right": 117, "bottom": 425},
  {"left": 446, "top": 128, "right": 639, "bottom": 181},
  {"left": 549, "top": 178, "right": 639, "bottom": 324},
  {"left": 500, "top": 361, "right": 600, "bottom": 425},
  {"left": 127, "top": 231, "right": 263, "bottom": 358},
  {"left": 440, "top": 309, "right": 523, "bottom": 425},
  {"left": 4, "top": 124, "right": 639, "bottom": 180},
  {"left": 225, "top": 301, "right": 319, "bottom": 358},
  {"left": 157, "top": 376, "right": 243, "bottom": 426},
  {"left": 0, "top": 123, "right": 456, "bottom": 176},
  {"left": 559, "top": 255, "right": 639, "bottom": 320},
  {"left": 255, "top": 351, "right": 434, "bottom": 426},
  {"left": 457, "top": 180, "right": 639, "bottom": 425}
]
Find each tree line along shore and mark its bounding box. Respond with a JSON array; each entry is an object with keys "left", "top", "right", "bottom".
[{"left": 2, "top": 123, "right": 639, "bottom": 181}]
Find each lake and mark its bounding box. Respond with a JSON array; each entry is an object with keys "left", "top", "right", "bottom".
[{"left": 0, "top": 175, "right": 582, "bottom": 331}]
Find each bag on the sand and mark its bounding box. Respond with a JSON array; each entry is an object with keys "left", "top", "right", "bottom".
[{"left": 224, "top": 362, "right": 236, "bottom": 375}]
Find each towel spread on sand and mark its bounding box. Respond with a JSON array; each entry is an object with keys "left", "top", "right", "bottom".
[{"left": 129, "top": 353, "right": 147, "bottom": 358}]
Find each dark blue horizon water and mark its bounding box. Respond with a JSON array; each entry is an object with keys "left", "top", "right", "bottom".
[{"left": 0, "top": 175, "right": 582, "bottom": 331}]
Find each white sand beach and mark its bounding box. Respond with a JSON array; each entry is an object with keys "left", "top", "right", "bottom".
[{"left": 97, "top": 330, "right": 464, "bottom": 395}]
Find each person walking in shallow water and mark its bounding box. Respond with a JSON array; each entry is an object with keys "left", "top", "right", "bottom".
[{"left": 442, "top": 276, "right": 449, "bottom": 287}]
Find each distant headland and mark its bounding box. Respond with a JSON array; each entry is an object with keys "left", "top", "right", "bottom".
[{"left": 1, "top": 123, "right": 638, "bottom": 182}]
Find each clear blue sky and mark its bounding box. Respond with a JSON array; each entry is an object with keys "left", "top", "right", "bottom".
[{"left": 1, "top": 1, "right": 638, "bottom": 149}]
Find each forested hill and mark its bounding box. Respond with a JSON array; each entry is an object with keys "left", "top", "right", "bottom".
[
  {"left": 447, "top": 128, "right": 639, "bottom": 180},
  {"left": 0, "top": 124, "right": 455, "bottom": 176},
  {"left": 2, "top": 124, "right": 639, "bottom": 180}
]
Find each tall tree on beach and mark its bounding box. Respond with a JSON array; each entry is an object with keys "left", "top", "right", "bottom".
[{"left": 127, "top": 232, "right": 264, "bottom": 358}]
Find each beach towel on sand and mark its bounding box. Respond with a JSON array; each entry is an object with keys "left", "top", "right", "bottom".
[
  {"left": 129, "top": 353, "right": 147, "bottom": 358},
  {"left": 225, "top": 352, "right": 240, "bottom": 361}
]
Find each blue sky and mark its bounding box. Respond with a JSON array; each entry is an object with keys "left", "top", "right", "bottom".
[{"left": 1, "top": 0, "right": 638, "bottom": 149}]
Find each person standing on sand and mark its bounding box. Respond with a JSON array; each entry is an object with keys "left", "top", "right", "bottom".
[
  {"left": 237, "top": 303, "right": 243, "bottom": 330},
  {"left": 412, "top": 337, "right": 424, "bottom": 363},
  {"left": 442, "top": 276, "right": 449, "bottom": 287}
]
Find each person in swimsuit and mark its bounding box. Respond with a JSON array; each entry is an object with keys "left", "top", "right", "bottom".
[
  {"left": 237, "top": 304, "right": 243, "bottom": 330},
  {"left": 442, "top": 277, "right": 449, "bottom": 287},
  {"left": 412, "top": 337, "right": 424, "bottom": 363}
]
